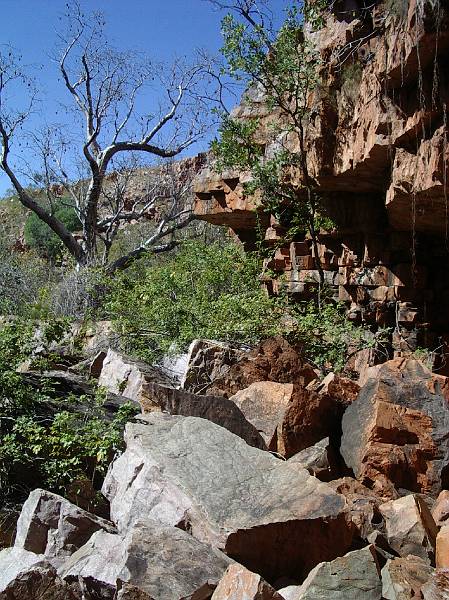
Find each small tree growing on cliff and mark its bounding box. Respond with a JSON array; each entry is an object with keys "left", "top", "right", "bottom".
[
  {"left": 209, "top": 0, "right": 328, "bottom": 287},
  {"left": 0, "top": 5, "right": 210, "bottom": 272}
]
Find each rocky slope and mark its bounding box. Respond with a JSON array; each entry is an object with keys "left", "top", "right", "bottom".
[
  {"left": 194, "top": 0, "right": 449, "bottom": 370},
  {"left": 1, "top": 335, "right": 449, "bottom": 598}
]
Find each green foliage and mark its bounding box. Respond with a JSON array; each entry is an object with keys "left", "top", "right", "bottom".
[
  {"left": 212, "top": 1, "right": 331, "bottom": 257},
  {"left": 288, "top": 300, "right": 377, "bottom": 372},
  {"left": 105, "top": 240, "right": 284, "bottom": 362},
  {"left": 0, "top": 320, "right": 135, "bottom": 504},
  {"left": 24, "top": 201, "right": 81, "bottom": 260}
]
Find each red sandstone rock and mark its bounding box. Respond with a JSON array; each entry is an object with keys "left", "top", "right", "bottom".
[
  {"left": 211, "top": 564, "right": 284, "bottom": 600},
  {"left": 341, "top": 359, "right": 449, "bottom": 498},
  {"left": 208, "top": 336, "right": 317, "bottom": 398},
  {"left": 436, "top": 525, "right": 449, "bottom": 569},
  {"left": 379, "top": 494, "right": 438, "bottom": 564},
  {"left": 432, "top": 491, "right": 449, "bottom": 527}
]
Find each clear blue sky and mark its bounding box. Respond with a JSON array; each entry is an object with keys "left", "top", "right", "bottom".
[{"left": 0, "top": 0, "right": 289, "bottom": 195}]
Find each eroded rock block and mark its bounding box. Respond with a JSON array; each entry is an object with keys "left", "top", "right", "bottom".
[
  {"left": 208, "top": 336, "right": 316, "bottom": 398},
  {"left": 432, "top": 490, "right": 449, "bottom": 527},
  {"left": 211, "top": 564, "right": 284, "bottom": 600},
  {"left": 98, "top": 349, "right": 173, "bottom": 404},
  {"left": 102, "top": 413, "right": 353, "bottom": 582},
  {"left": 59, "top": 519, "right": 231, "bottom": 600},
  {"left": 14, "top": 489, "right": 115, "bottom": 565},
  {"left": 278, "top": 545, "right": 382, "bottom": 600},
  {"left": 142, "top": 382, "right": 266, "bottom": 449},
  {"left": 381, "top": 555, "right": 434, "bottom": 600},
  {"left": 229, "top": 381, "right": 294, "bottom": 451},
  {"left": 436, "top": 524, "right": 449, "bottom": 569},
  {"left": 288, "top": 438, "right": 337, "bottom": 481},
  {"left": 341, "top": 359, "right": 449, "bottom": 498},
  {"left": 379, "top": 494, "right": 438, "bottom": 563},
  {"left": 0, "top": 548, "right": 81, "bottom": 599}
]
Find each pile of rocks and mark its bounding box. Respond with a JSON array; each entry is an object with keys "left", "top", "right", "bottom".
[{"left": 2, "top": 336, "right": 449, "bottom": 598}]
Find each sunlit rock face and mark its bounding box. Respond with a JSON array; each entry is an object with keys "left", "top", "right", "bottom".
[{"left": 193, "top": 0, "right": 449, "bottom": 368}]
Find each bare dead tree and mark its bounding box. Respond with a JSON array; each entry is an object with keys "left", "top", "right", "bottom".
[{"left": 0, "top": 4, "right": 211, "bottom": 270}]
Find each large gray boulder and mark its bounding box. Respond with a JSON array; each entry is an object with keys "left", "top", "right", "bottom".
[
  {"left": 14, "top": 489, "right": 116, "bottom": 566},
  {"left": 141, "top": 381, "right": 266, "bottom": 449},
  {"left": 0, "top": 548, "right": 81, "bottom": 599},
  {"left": 98, "top": 349, "right": 173, "bottom": 405},
  {"left": 59, "top": 519, "right": 232, "bottom": 600},
  {"left": 102, "top": 413, "right": 353, "bottom": 582},
  {"left": 278, "top": 545, "right": 382, "bottom": 600}
]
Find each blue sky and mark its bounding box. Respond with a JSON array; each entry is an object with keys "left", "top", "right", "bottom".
[{"left": 0, "top": 0, "right": 289, "bottom": 195}]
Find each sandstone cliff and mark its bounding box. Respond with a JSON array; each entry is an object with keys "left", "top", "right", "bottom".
[{"left": 194, "top": 0, "right": 449, "bottom": 370}]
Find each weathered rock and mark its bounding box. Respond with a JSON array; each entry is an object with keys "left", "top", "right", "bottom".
[
  {"left": 59, "top": 519, "right": 231, "bottom": 600},
  {"left": 381, "top": 555, "right": 434, "bottom": 600},
  {"left": 229, "top": 381, "right": 294, "bottom": 451},
  {"left": 14, "top": 489, "right": 115, "bottom": 566},
  {"left": 311, "top": 372, "right": 360, "bottom": 407},
  {"left": 341, "top": 359, "right": 449, "bottom": 498},
  {"left": 279, "top": 384, "right": 347, "bottom": 457},
  {"left": 18, "top": 369, "right": 139, "bottom": 422},
  {"left": 98, "top": 349, "right": 173, "bottom": 404},
  {"left": 211, "top": 564, "right": 284, "bottom": 600},
  {"left": 181, "top": 339, "right": 247, "bottom": 394},
  {"left": 103, "top": 413, "right": 353, "bottom": 582},
  {"left": 0, "top": 548, "right": 80, "bottom": 599},
  {"left": 432, "top": 490, "right": 449, "bottom": 527},
  {"left": 287, "top": 438, "right": 337, "bottom": 481},
  {"left": 278, "top": 545, "right": 382, "bottom": 600},
  {"left": 208, "top": 337, "right": 316, "bottom": 398},
  {"left": 328, "top": 477, "right": 383, "bottom": 539},
  {"left": 379, "top": 494, "right": 438, "bottom": 563},
  {"left": 436, "top": 524, "right": 449, "bottom": 569},
  {"left": 421, "top": 569, "right": 449, "bottom": 600},
  {"left": 141, "top": 382, "right": 266, "bottom": 449},
  {"left": 0, "top": 562, "right": 81, "bottom": 600}
]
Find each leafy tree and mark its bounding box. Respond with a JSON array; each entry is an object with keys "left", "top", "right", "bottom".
[{"left": 211, "top": 0, "right": 329, "bottom": 287}]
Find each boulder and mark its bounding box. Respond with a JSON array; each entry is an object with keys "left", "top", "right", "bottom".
[
  {"left": 103, "top": 413, "right": 354, "bottom": 582},
  {"left": 208, "top": 336, "right": 317, "bottom": 398},
  {"left": 311, "top": 372, "right": 360, "bottom": 407},
  {"left": 98, "top": 349, "right": 173, "bottom": 404},
  {"left": 278, "top": 545, "right": 382, "bottom": 600},
  {"left": 327, "top": 477, "right": 383, "bottom": 539},
  {"left": 229, "top": 381, "right": 294, "bottom": 451},
  {"left": 341, "top": 359, "right": 449, "bottom": 498},
  {"left": 14, "top": 489, "right": 115, "bottom": 565},
  {"left": 421, "top": 570, "right": 449, "bottom": 600},
  {"left": 0, "top": 548, "right": 81, "bottom": 599},
  {"left": 141, "top": 382, "right": 266, "bottom": 449},
  {"left": 436, "top": 524, "right": 449, "bottom": 569},
  {"left": 211, "top": 564, "right": 284, "bottom": 600},
  {"left": 381, "top": 555, "right": 434, "bottom": 600},
  {"left": 230, "top": 381, "right": 346, "bottom": 458},
  {"left": 181, "top": 339, "right": 247, "bottom": 394},
  {"left": 379, "top": 494, "right": 438, "bottom": 563},
  {"left": 0, "top": 563, "right": 81, "bottom": 600},
  {"left": 18, "top": 369, "right": 139, "bottom": 422},
  {"left": 59, "top": 519, "right": 231, "bottom": 600},
  {"left": 287, "top": 438, "right": 338, "bottom": 481},
  {"left": 432, "top": 490, "right": 449, "bottom": 527}
]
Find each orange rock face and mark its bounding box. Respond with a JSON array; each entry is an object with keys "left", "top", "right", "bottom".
[
  {"left": 341, "top": 358, "right": 449, "bottom": 498},
  {"left": 193, "top": 0, "right": 449, "bottom": 358}
]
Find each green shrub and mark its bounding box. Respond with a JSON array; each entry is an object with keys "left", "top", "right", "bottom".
[
  {"left": 105, "top": 240, "right": 284, "bottom": 362},
  {"left": 0, "top": 320, "right": 135, "bottom": 504},
  {"left": 24, "top": 201, "right": 81, "bottom": 260}
]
